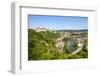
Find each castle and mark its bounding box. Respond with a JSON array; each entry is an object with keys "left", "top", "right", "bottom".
[{"left": 35, "top": 27, "right": 47, "bottom": 32}]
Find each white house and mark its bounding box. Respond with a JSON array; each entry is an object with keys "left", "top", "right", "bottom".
[{"left": 35, "top": 27, "right": 47, "bottom": 32}]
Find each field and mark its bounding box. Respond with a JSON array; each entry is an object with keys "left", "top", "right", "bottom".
[{"left": 28, "top": 28, "right": 88, "bottom": 60}]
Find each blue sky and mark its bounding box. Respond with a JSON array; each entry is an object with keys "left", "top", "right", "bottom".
[{"left": 28, "top": 15, "right": 88, "bottom": 30}]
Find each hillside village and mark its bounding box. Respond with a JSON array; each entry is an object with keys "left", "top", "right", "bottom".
[
  {"left": 34, "top": 27, "right": 88, "bottom": 55},
  {"left": 28, "top": 27, "right": 88, "bottom": 60}
]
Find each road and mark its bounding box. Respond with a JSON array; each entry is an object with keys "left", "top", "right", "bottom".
[{"left": 70, "top": 44, "right": 84, "bottom": 55}]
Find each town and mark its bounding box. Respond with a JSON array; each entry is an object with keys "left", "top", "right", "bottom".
[
  {"left": 28, "top": 27, "right": 88, "bottom": 60},
  {"left": 35, "top": 27, "right": 88, "bottom": 55}
]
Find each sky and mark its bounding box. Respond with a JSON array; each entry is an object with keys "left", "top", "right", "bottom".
[{"left": 28, "top": 15, "right": 88, "bottom": 30}]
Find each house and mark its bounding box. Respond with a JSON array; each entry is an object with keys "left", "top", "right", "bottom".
[
  {"left": 55, "top": 41, "right": 65, "bottom": 52},
  {"left": 35, "top": 27, "right": 47, "bottom": 32},
  {"left": 55, "top": 36, "right": 65, "bottom": 52},
  {"left": 77, "top": 37, "right": 83, "bottom": 47}
]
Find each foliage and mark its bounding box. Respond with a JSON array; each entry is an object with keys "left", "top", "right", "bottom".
[{"left": 28, "top": 29, "right": 88, "bottom": 60}]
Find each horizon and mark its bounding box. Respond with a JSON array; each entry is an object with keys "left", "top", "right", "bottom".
[
  {"left": 28, "top": 15, "right": 88, "bottom": 30},
  {"left": 29, "top": 27, "right": 88, "bottom": 30},
  {"left": 28, "top": 27, "right": 88, "bottom": 30}
]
